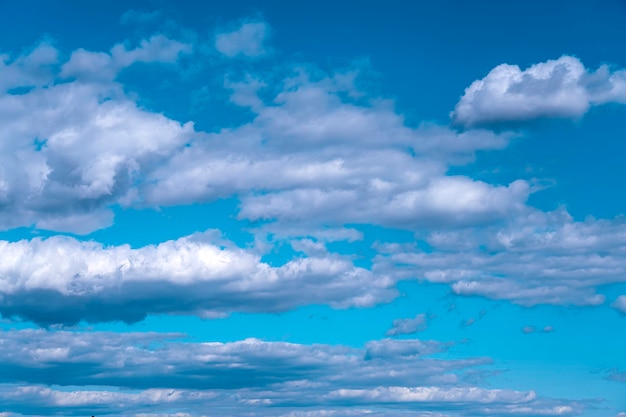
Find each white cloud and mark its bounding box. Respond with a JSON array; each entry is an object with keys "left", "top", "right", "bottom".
[
  {"left": 215, "top": 21, "right": 269, "bottom": 58},
  {"left": 1, "top": 41, "right": 522, "bottom": 235},
  {"left": 326, "top": 386, "right": 536, "bottom": 404},
  {"left": 110, "top": 34, "right": 192, "bottom": 67},
  {"left": 62, "top": 34, "right": 191, "bottom": 80},
  {"left": 452, "top": 56, "right": 626, "bottom": 127},
  {"left": 0, "top": 78, "right": 193, "bottom": 233},
  {"left": 0, "top": 232, "right": 395, "bottom": 325},
  {"left": 0, "top": 42, "right": 58, "bottom": 91},
  {"left": 143, "top": 71, "right": 522, "bottom": 230}
]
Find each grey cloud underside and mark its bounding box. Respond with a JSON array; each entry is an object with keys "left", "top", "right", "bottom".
[
  {"left": 0, "top": 234, "right": 395, "bottom": 326},
  {"left": 0, "top": 330, "right": 584, "bottom": 417}
]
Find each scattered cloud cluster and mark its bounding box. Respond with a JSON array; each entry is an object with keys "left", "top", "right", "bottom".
[
  {"left": 375, "top": 209, "right": 626, "bottom": 306},
  {"left": 1, "top": 18, "right": 626, "bottom": 320},
  {"left": 452, "top": 55, "right": 626, "bottom": 127},
  {"left": 0, "top": 11, "right": 623, "bottom": 417},
  {"left": 0, "top": 35, "right": 520, "bottom": 235}
]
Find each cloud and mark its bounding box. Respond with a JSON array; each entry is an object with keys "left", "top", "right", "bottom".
[
  {"left": 0, "top": 39, "right": 523, "bottom": 235},
  {"left": 61, "top": 34, "right": 191, "bottom": 81},
  {"left": 373, "top": 209, "right": 626, "bottom": 306},
  {"left": 386, "top": 314, "right": 428, "bottom": 336},
  {"left": 110, "top": 35, "right": 192, "bottom": 67},
  {"left": 451, "top": 56, "right": 626, "bottom": 127},
  {"left": 364, "top": 339, "right": 444, "bottom": 360},
  {"left": 0, "top": 42, "right": 58, "bottom": 92},
  {"left": 143, "top": 71, "right": 523, "bottom": 230},
  {"left": 4, "top": 24, "right": 625, "bottom": 317},
  {"left": 0, "top": 232, "right": 396, "bottom": 325},
  {"left": 325, "top": 386, "right": 536, "bottom": 404},
  {"left": 0, "top": 77, "right": 193, "bottom": 233},
  {"left": 215, "top": 21, "right": 269, "bottom": 58},
  {"left": 0, "top": 329, "right": 583, "bottom": 417},
  {"left": 611, "top": 296, "right": 626, "bottom": 314}
]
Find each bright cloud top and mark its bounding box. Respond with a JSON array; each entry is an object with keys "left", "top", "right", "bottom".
[
  {"left": 0, "top": 233, "right": 395, "bottom": 325},
  {"left": 452, "top": 55, "right": 626, "bottom": 127}
]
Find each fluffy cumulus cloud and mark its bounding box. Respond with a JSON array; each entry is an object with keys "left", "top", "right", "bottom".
[
  {"left": 215, "top": 20, "right": 269, "bottom": 57},
  {"left": 0, "top": 37, "right": 192, "bottom": 233},
  {"left": 452, "top": 56, "right": 626, "bottom": 127},
  {"left": 374, "top": 209, "right": 626, "bottom": 306},
  {"left": 0, "top": 232, "right": 395, "bottom": 325},
  {"left": 0, "top": 329, "right": 583, "bottom": 416}
]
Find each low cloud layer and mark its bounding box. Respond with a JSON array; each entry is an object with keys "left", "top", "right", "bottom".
[{"left": 0, "top": 329, "right": 583, "bottom": 417}]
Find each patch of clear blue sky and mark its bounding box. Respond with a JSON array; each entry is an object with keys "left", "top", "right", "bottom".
[{"left": 1, "top": 1, "right": 626, "bottom": 414}]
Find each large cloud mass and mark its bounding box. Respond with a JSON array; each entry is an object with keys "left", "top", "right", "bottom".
[
  {"left": 0, "top": 232, "right": 395, "bottom": 325},
  {"left": 0, "top": 39, "right": 525, "bottom": 234}
]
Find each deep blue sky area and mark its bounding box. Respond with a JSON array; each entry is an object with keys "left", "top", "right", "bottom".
[{"left": 0, "top": 1, "right": 625, "bottom": 416}]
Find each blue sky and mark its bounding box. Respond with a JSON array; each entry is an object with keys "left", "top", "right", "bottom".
[{"left": 0, "top": 1, "right": 625, "bottom": 416}]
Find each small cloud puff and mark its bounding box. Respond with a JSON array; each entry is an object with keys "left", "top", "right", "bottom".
[
  {"left": 215, "top": 20, "right": 269, "bottom": 58},
  {"left": 522, "top": 326, "right": 555, "bottom": 334},
  {"left": 386, "top": 314, "right": 428, "bottom": 336}
]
